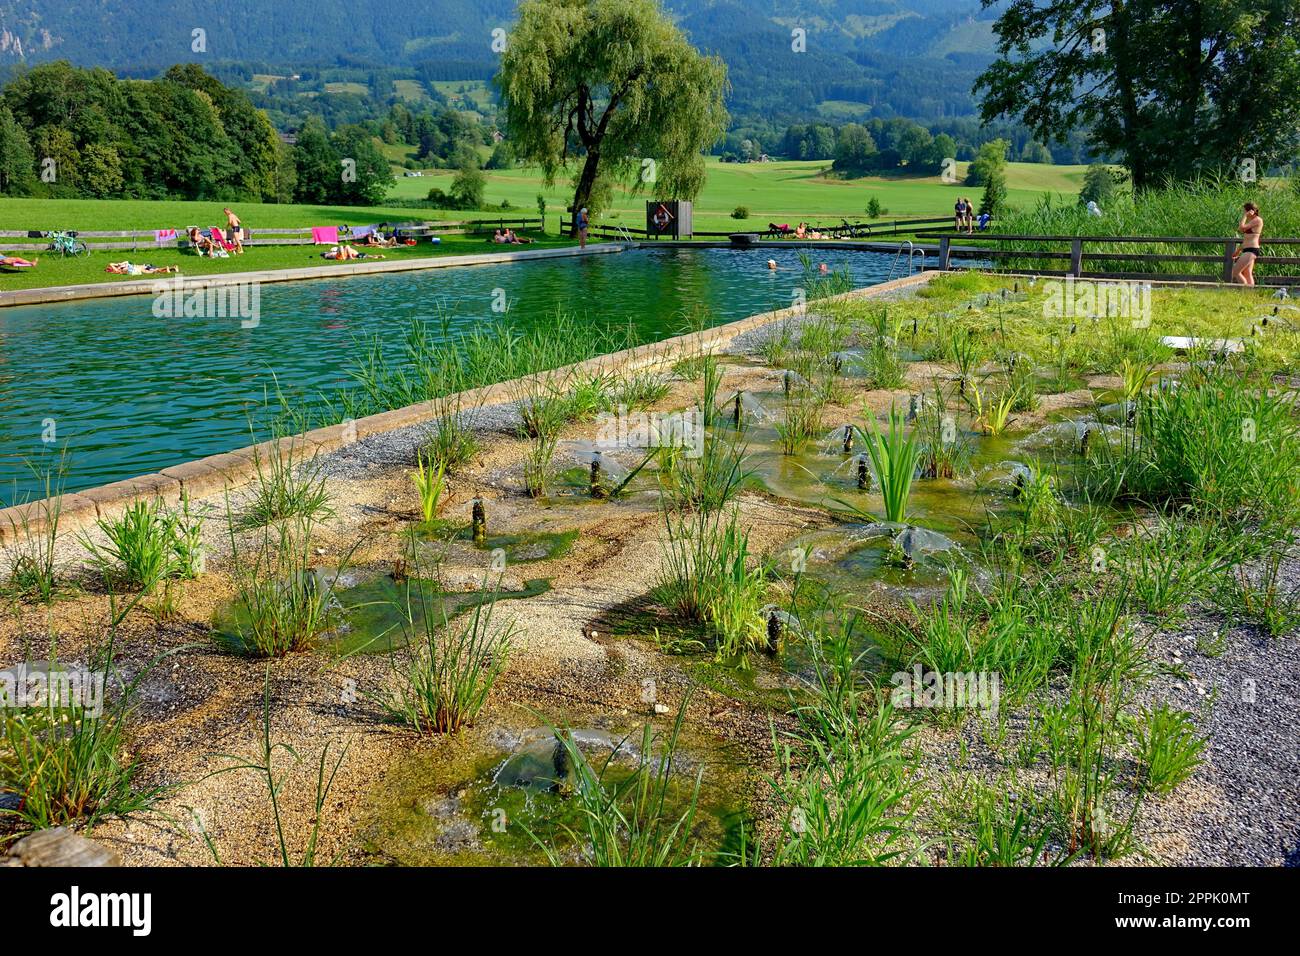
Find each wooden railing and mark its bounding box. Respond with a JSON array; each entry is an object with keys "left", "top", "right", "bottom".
[
  {"left": 559, "top": 214, "right": 965, "bottom": 241},
  {"left": 913, "top": 231, "right": 1300, "bottom": 283}
]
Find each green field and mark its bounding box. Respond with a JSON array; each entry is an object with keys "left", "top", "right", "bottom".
[
  {"left": 0, "top": 231, "right": 567, "bottom": 290},
  {"left": 0, "top": 158, "right": 1089, "bottom": 290},
  {"left": 386, "top": 157, "right": 1090, "bottom": 232}
]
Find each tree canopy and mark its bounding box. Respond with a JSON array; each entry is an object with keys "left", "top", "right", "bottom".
[
  {"left": 497, "top": 0, "right": 728, "bottom": 229},
  {"left": 975, "top": 0, "right": 1300, "bottom": 190}
]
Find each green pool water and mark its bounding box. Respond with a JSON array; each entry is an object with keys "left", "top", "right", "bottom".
[{"left": 0, "top": 246, "right": 899, "bottom": 504}]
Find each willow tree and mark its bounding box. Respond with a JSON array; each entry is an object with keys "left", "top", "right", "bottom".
[{"left": 497, "top": 0, "right": 728, "bottom": 233}]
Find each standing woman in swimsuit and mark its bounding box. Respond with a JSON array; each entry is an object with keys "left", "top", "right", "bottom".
[{"left": 1232, "top": 201, "right": 1263, "bottom": 285}]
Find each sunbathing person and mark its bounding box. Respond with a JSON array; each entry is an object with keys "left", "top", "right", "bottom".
[
  {"left": 492, "top": 229, "right": 509, "bottom": 243},
  {"left": 361, "top": 232, "right": 397, "bottom": 247},
  {"left": 322, "top": 244, "right": 384, "bottom": 261},
  {"left": 212, "top": 225, "right": 242, "bottom": 254},
  {"left": 0, "top": 255, "right": 37, "bottom": 268},
  {"left": 504, "top": 229, "right": 534, "bottom": 245},
  {"left": 106, "top": 261, "right": 180, "bottom": 275},
  {"left": 187, "top": 227, "right": 217, "bottom": 256}
]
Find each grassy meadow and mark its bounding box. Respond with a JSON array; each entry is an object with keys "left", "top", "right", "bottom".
[{"left": 386, "top": 156, "right": 1091, "bottom": 232}]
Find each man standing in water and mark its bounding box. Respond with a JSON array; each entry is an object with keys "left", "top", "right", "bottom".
[
  {"left": 1232, "top": 202, "right": 1263, "bottom": 286},
  {"left": 576, "top": 206, "right": 589, "bottom": 248}
]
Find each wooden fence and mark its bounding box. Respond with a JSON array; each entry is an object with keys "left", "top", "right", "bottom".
[
  {"left": 559, "top": 214, "right": 962, "bottom": 241},
  {"left": 916, "top": 232, "right": 1300, "bottom": 284}
]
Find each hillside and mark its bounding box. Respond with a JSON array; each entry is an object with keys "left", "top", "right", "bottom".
[{"left": 0, "top": 0, "right": 999, "bottom": 122}]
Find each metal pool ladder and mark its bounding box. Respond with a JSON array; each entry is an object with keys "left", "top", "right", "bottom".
[{"left": 888, "top": 241, "right": 926, "bottom": 281}]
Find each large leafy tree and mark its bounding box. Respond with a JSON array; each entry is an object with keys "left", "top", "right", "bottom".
[
  {"left": 497, "top": 0, "right": 728, "bottom": 232},
  {"left": 975, "top": 1, "right": 1300, "bottom": 189}
]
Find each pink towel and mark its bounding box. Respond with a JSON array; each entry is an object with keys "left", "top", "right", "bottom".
[
  {"left": 311, "top": 226, "right": 339, "bottom": 244},
  {"left": 155, "top": 229, "right": 177, "bottom": 243}
]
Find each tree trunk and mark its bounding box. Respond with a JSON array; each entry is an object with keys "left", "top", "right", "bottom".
[{"left": 570, "top": 150, "right": 600, "bottom": 237}]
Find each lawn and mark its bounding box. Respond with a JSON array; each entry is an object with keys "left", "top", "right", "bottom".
[
  {"left": 0, "top": 157, "right": 1089, "bottom": 290},
  {"left": 386, "top": 157, "right": 1090, "bottom": 233},
  {"left": 0, "top": 232, "right": 571, "bottom": 291}
]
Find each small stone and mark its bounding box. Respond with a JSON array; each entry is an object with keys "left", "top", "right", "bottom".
[
  {"left": 653, "top": 703, "right": 670, "bottom": 715},
  {"left": 8, "top": 827, "right": 120, "bottom": 867}
]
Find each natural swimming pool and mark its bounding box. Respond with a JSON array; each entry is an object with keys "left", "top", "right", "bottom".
[{"left": 0, "top": 246, "right": 901, "bottom": 504}]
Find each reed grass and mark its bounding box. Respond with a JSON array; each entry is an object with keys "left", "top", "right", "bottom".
[
  {"left": 533, "top": 696, "right": 705, "bottom": 867},
  {"left": 1133, "top": 704, "right": 1206, "bottom": 796},
  {"left": 856, "top": 405, "right": 921, "bottom": 523},
  {"left": 377, "top": 567, "right": 512, "bottom": 736},
  {"left": 656, "top": 506, "right": 768, "bottom": 659},
  {"left": 1, "top": 594, "right": 172, "bottom": 830}
]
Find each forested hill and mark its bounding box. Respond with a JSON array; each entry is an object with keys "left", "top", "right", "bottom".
[{"left": 0, "top": 0, "right": 999, "bottom": 121}]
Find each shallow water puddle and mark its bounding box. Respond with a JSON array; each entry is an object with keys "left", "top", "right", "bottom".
[
  {"left": 212, "top": 574, "right": 552, "bottom": 656},
  {"left": 359, "top": 717, "right": 749, "bottom": 865}
]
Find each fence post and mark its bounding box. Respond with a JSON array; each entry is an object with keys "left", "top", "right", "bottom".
[
  {"left": 1223, "top": 241, "right": 1236, "bottom": 282},
  {"left": 1069, "top": 238, "right": 1084, "bottom": 277},
  {"left": 938, "top": 237, "right": 951, "bottom": 271}
]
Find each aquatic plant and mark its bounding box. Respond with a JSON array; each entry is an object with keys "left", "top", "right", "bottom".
[
  {"left": 942, "top": 778, "right": 1063, "bottom": 866},
  {"left": 967, "top": 380, "right": 1015, "bottom": 436},
  {"left": 0, "top": 594, "right": 171, "bottom": 830},
  {"left": 1132, "top": 704, "right": 1206, "bottom": 796},
  {"left": 916, "top": 387, "right": 972, "bottom": 479},
  {"left": 769, "top": 681, "right": 921, "bottom": 866},
  {"left": 863, "top": 308, "right": 907, "bottom": 389},
  {"left": 411, "top": 452, "right": 447, "bottom": 524},
  {"left": 657, "top": 428, "right": 751, "bottom": 513},
  {"left": 3, "top": 456, "right": 69, "bottom": 604},
  {"left": 657, "top": 507, "right": 767, "bottom": 659},
  {"left": 238, "top": 443, "right": 334, "bottom": 529},
  {"left": 81, "top": 496, "right": 204, "bottom": 592},
  {"left": 1218, "top": 543, "right": 1300, "bottom": 638},
  {"left": 533, "top": 697, "right": 705, "bottom": 867},
  {"left": 206, "top": 672, "right": 349, "bottom": 866},
  {"left": 1118, "top": 357, "right": 1156, "bottom": 403},
  {"left": 378, "top": 565, "right": 512, "bottom": 736},
  {"left": 948, "top": 329, "right": 982, "bottom": 396},
  {"left": 221, "top": 518, "right": 342, "bottom": 657},
  {"left": 515, "top": 379, "right": 571, "bottom": 499},
  {"left": 1119, "top": 520, "right": 1231, "bottom": 622},
  {"left": 1042, "top": 590, "right": 1145, "bottom": 860},
  {"left": 856, "top": 405, "right": 921, "bottom": 523},
  {"left": 776, "top": 387, "right": 825, "bottom": 456},
  {"left": 421, "top": 394, "right": 480, "bottom": 474},
  {"left": 1006, "top": 354, "right": 1039, "bottom": 412},
  {"left": 1083, "top": 364, "right": 1300, "bottom": 527},
  {"left": 758, "top": 320, "right": 795, "bottom": 368},
  {"left": 611, "top": 369, "right": 671, "bottom": 410}
]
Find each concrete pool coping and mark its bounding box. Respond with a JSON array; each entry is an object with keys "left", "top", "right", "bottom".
[
  {"left": 0, "top": 270, "right": 939, "bottom": 544},
  {"left": 0, "top": 242, "right": 630, "bottom": 308}
]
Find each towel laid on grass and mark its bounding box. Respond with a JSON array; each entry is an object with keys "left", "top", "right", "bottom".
[{"left": 311, "top": 226, "right": 339, "bottom": 244}]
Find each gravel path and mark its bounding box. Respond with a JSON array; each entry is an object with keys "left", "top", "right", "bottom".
[{"left": 1138, "top": 560, "right": 1300, "bottom": 866}]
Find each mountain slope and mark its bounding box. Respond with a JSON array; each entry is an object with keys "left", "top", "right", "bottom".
[{"left": 0, "top": 0, "right": 1000, "bottom": 120}]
